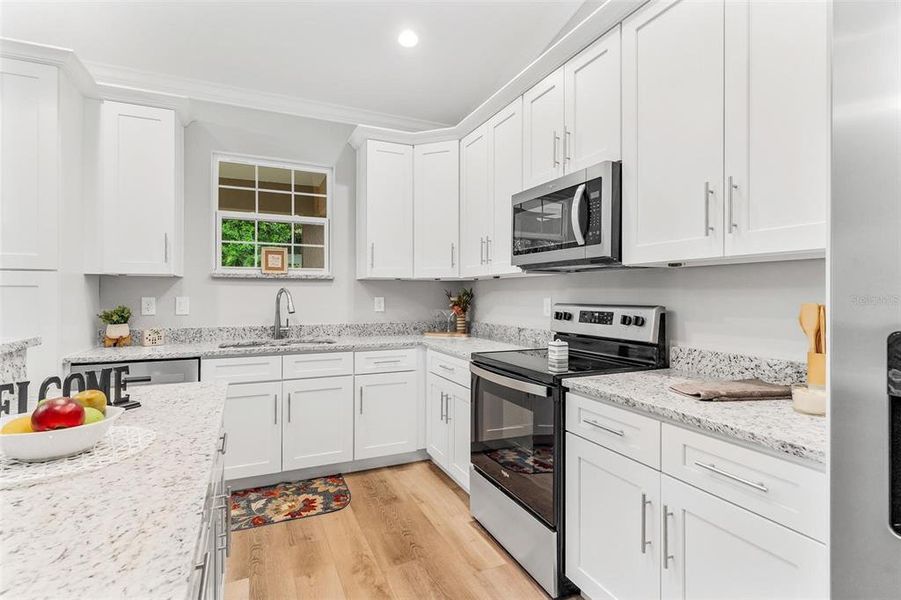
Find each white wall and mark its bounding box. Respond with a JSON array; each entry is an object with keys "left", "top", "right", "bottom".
[
  {"left": 98, "top": 102, "right": 446, "bottom": 329},
  {"left": 472, "top": 259, "right": 825, "bottom": 361}
]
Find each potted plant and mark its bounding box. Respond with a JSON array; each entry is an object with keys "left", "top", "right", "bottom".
[
  {"left": 98, "top": 305, "right": 132, "bottom": 347},
  {"left": 445, "top": 288, "right": 474, "bottom": 334}
]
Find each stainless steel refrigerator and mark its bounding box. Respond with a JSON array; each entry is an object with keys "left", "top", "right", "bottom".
[{"left": 831, "top": 1, "right": 901, "bottom": 597}]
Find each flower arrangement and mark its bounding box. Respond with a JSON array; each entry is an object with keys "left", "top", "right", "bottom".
[
  {"left": 98, "top": 305, "right": 133, "bottom": 347},
  {"left": 445, "top": 288, "right": 474, "bottom": 333},
  {"left": 97, "top": 305, "right": 132, "bottom": 325}
]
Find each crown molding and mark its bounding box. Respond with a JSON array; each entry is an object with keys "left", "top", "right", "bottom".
[
  {"left": 85, "top": 60, "right": 451, "bottom": 132},
  {"left": 0, "top": 38, "right": 97, "bottom": 96}
]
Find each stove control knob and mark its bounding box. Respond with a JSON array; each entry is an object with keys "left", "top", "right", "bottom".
[
  {"left": 620, "top": 315, "right": 633, "bottom": 326},
  {"left": 563, "top": 312, "right": 573, "bottom": 321},
  {"left": 554, "top": 311, "right": 563, "bottom": 320},
  {"left": 633, "top": 316, "right": 646, "bottom": 327}
]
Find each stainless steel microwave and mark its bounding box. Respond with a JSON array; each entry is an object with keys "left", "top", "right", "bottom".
[{"left": 511, "top": 161, "right": 621, "bottom": 272}]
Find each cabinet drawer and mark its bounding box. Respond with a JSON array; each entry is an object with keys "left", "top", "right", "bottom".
[
  {"left": 565, "top": 393, "right": 661, "bottom": 469},
  {"left": 202, "top": 356, "right": 281, "bottom": 384},
  {"left": 354, "top": 348, "right": 418, "bottom": 374},
  {"left": 661, "top": 424, "right": 826, "bottom": 542},
  {"left": 283, "top": 352, "right": 353, "bottom": 379},
  {"left": 427, "top": 350, "right": 471, "bottom": 388}
]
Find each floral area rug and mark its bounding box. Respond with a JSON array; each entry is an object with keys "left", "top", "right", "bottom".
[
  {"left": 485, "top": 445, "right": 554, "bottom": 474},
  {"left": 230, "top": 475, "right": 350, "bottom": 531}
]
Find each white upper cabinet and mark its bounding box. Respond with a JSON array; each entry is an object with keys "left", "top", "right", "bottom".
[
  {"left": 723, "top": 0, "right": 828, "bottom": 257},
  {"left": 622, "top": 0, "right": 725, "bottom": 266},
  {"left": 0, "top": 59, "right": 59, "bottom": 270},
  {"left": 97, "top": 101, "right": 183, "bottom": 276},
  {"left": 413, "top": 140, "right": 459, "bottom": 278},
  {"left": 486, "top": 97, "right": 523, "bottom": 276},
  {"left": 522, "top": 67, "right": 565, "bottom": 189},
  {"left": 564, "top": 26, "right": 622, "bottom": 171},
  {"left": 356, "top": 140, "right": 414, "bottom": 279},
  {"left": 459, "top": 125, "right": 492, "bottom": 277}
]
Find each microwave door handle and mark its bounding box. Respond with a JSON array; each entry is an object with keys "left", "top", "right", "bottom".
[{"left": 571, "top": 183, "right": 587, "bottom": 246}]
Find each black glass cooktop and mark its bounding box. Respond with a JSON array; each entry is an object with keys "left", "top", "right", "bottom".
[{"left": 472, "top": 347, "right": 652, "bottom": 385}]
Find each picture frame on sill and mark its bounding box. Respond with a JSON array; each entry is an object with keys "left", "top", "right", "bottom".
[{"left": 260, "top": 246, "right": 288, "bottom": 274}]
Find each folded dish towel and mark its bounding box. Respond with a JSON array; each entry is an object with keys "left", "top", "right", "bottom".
[{"left": 669, "top": 378, "right": 792, "bottom": 402}]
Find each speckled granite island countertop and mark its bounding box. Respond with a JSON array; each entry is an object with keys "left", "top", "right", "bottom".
[
  {"left": 63, "top": 335, "right": 525, "bottom": 366},
  {"left": 0, "top": 381, "right": 228, "bottom": 600},
  {"left": 565, "top": 369, "right": 826, "bottom": 465}
]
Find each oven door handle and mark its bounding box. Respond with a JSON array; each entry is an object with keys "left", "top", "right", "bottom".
[
  {"left": 571, "top": 183, "right": 587, "bottom": 246},
  {"left": 470, "top": 364, "right": 550, "bottom": 397}
]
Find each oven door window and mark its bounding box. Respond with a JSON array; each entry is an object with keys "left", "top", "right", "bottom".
[
  {"left": 513, "top": 182, "right": 589, "bottom": 257},
  {"left": 471, "top": 374, "right": 556, "bottom": 527}
]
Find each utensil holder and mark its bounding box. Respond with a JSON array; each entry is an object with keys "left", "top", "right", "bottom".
[{"left": 807, "top": 352, "right": 826, "bottom": 387}]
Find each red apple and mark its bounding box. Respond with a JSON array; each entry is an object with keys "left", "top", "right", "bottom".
[{"left": 31, "top": 397, "right": 85, "bottom": 432}]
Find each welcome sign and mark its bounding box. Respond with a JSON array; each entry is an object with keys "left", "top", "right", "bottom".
[{"left": 0, "top": 366, "right": 140, "bottom": 416}]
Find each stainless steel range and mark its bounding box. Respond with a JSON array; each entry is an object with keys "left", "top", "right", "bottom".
[{"left": 469, "top": 304, "right": 667, "bottom": 597}]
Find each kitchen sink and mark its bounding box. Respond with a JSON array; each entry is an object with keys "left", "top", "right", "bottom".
[{"left": 218, "top": 338, "right": 336, "bottom": 349}]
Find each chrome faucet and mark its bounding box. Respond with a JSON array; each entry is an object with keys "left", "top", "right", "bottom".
[{"left": 274, "top": 287, "right": 295, "bottom": 339}]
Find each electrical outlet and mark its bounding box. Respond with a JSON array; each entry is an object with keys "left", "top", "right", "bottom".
[
  {"left": 141, "top": 297, "right": 156, "bottom": 316},
  {"left": 175, "top": 296, "right": 190, "bottom": 316},
  {"left": 543, "top": 297, "right": 552, "bottom": 317},
  {"left": 373, "top": 297, "right": 385, "bottom": 312}
]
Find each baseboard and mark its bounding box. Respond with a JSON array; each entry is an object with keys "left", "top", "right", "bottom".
[{"left": 227, "top": 449, "right": 430, "bottom": 490}]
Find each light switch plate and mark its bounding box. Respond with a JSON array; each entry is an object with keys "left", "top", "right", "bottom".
[
  {"left": 175, "top": 296, "right": 190, "bottom": 316},
  {"left": 141, "top": 297, "right": 156, "bottom": 316},
  {"left": 373, "top": 297, "right": 385, "bottom": 312},
  {"left": 543, "top": 297, "right": 552, "bottom": 317}
]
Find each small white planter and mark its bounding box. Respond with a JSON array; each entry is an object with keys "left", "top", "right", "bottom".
[{"left": 105, "top": 323, "right": 130, "bottom": 339}]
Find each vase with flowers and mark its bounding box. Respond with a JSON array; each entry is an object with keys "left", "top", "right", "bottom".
[{"left": 445, "top": 288, "right": 474, "bottom": 334}]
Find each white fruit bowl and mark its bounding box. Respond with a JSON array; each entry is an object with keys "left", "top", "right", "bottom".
[{"left": 0, "top": 405, "right": 125, "bottom": 462}]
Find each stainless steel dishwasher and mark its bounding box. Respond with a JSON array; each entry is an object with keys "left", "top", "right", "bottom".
[{"left": 69, "top": 357, "right": 201, "bottom": 386}]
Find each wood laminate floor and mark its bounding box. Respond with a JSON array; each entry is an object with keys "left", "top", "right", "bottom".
[{"left": 224, "top": 460, "right": 550, "bottom": 600}]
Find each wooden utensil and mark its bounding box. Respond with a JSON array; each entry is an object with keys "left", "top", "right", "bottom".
[
  {"left": 817, "top": 304, "right": 826, "bottom": 354},
  {"left": 799, "top": 303, "right": 820, "bottom": 353}
]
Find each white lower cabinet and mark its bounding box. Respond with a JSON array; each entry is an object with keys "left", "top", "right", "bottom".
[
  {"left": 354, "top": 370, "right": 419, "bottom": 460},
  {"left": 565, "top": 432, "right": 659, "bottom": 600},
  {"left": 282, "top": 376, "right": 354, "bottom": 471},
  {"left": 426, "top": 371, "right": 471, "bottom": 491},
  {"left": 221, "top": 381, "right": 282, "bottom": 480},
  {"left": 660, "top": 475, "right": 827, "bottom": 600}
]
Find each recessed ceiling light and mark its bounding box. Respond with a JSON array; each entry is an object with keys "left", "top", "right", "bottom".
[{"left": 398, "top": 29, "right": 419, "bottom": 48}]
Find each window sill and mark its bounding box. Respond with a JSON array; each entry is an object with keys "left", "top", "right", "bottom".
[{"left": 210, "top": 271, "right": 334, "bottom": 280}]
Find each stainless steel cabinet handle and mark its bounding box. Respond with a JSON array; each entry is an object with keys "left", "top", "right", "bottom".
[
  {"left": 225, "top": 485, "right": 232, "bottom": 556},
  {"left": 373, "top": 359, "right": 401, "bottom": 365},
  {"left": 218, "top": 432, "right": 227, "bottom": 455},
  {"left": 565, "top": 129, "right": 572, "bottom": 162},
  {"left": 552, "top": 130, "right": 560, "bottom": 167},
  {"left": 583, "top": 418, "right": 625, "bottom": 437},
  {"left": 663, "top": 506, "right": 674, "bottom": 569},
  {"left": 445, "top": 394, "right": 452, "bottom": 422},
  {"left": 479, "top": 237, "right": 486, "bottom": 264},
  {"left": 440, "top": 392, "right": 446, "bottom": 422},
  {"left": 273, "top": 394, "right": 278, "bottom": 425},
  {"left": 359, "top": 386, "right": 364, "bottom": 415},
  {"left": 164, "top": 233, "right": 169, "bottom": 264},
  {"left": 704, "top": 182, "right": 715, "bottom": 236},
  {"left": 123, "top": 375, "right": 152, "bottom": 384},
  {"left": 486, "top": 236, "right": 492, "bottom": 263},
  {"left": 728, "top": 176, "right": 739, "bottom": 233},
  {"left": 287, "top": 392, "right": 292, "bottom": 423},
  {"left": 450, "top": 242, "right": 455, "bottom": 268},
  {"left": 370, "top": 242, "right": 375, "bottom": 268},
  {"left": 438, "top": 363, "right": 455, "bottom": 372},
  {"left": 693, "top": 461, "right": 769, "bottom": 492},
  {"left": 194, "top": 551, "right": 210, "bottom": 600},
  {"left": 640, "top": 492, "right": 651, "bottom": 554}
]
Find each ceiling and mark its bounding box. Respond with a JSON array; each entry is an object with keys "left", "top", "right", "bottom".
[{"left": 0, "top": 1, "right": 590, "bottom": 129}]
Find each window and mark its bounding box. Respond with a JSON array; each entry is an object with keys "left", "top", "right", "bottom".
[{"left": 214, "top": 154, "right": 331, "bottom": 275}]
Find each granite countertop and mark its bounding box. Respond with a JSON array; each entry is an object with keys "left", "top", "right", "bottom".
[
  {"left": 63, "top": 335, "right": 526, "bottom": 366},
  {"left": 565, "top": 369, "right": 826, "bottom": 465},
  {"left": 0, "top": 381, "right": 228, "bottom": 600},
  {"left": 0, "top": 337, "right": 41, "bottom": 355}
]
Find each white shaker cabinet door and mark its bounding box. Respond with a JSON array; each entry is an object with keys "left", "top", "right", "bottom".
[
  {"left": 447, "top": 382, "right": 471, "bottom": 492},
  {"left": 564, "top": 25, "right": 622, "bottom": 172},
  {"left": 622, "top": 0, "right": 725, "bottom": 265},
  {"left": 522, "top": 67, "right": 565, "bottom": 189},
  {"left": 354, "top": 371, "right": 419, "bottom": 460},
  {"left": 360, "top": 140, "right": 413, "bottom": 278},
  {"left": 565, "top": 433, "right": 660, "bottom": 600},
  {"left": 723, "top": 0, "right": 828, "bottom": 258},
  {"left": 487, "top": 97, "right": 523, "bottom": 276},
  {"left": 425, "top": 373, "right": 450, "bottom": 469},
  {"left": 282, "top": 376, "right": 354, "bottom": 471},
  {"left": 660, "top": 475, "right": 827, "bottom": 600},
  {"left": 101, "top": 101, "right": 179, "bottom": 275},
  {"left": 0, "top": 59, "right": 58, "bottom": 270},
  {"left": 459, "top": 125, "right": 492, "bottom": 277},
  {"left": 413, "top": 140, "right": 459, "bottom": 278},
  {"left": 223, "top": 381, "right": 282, "bottom": 480}
]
